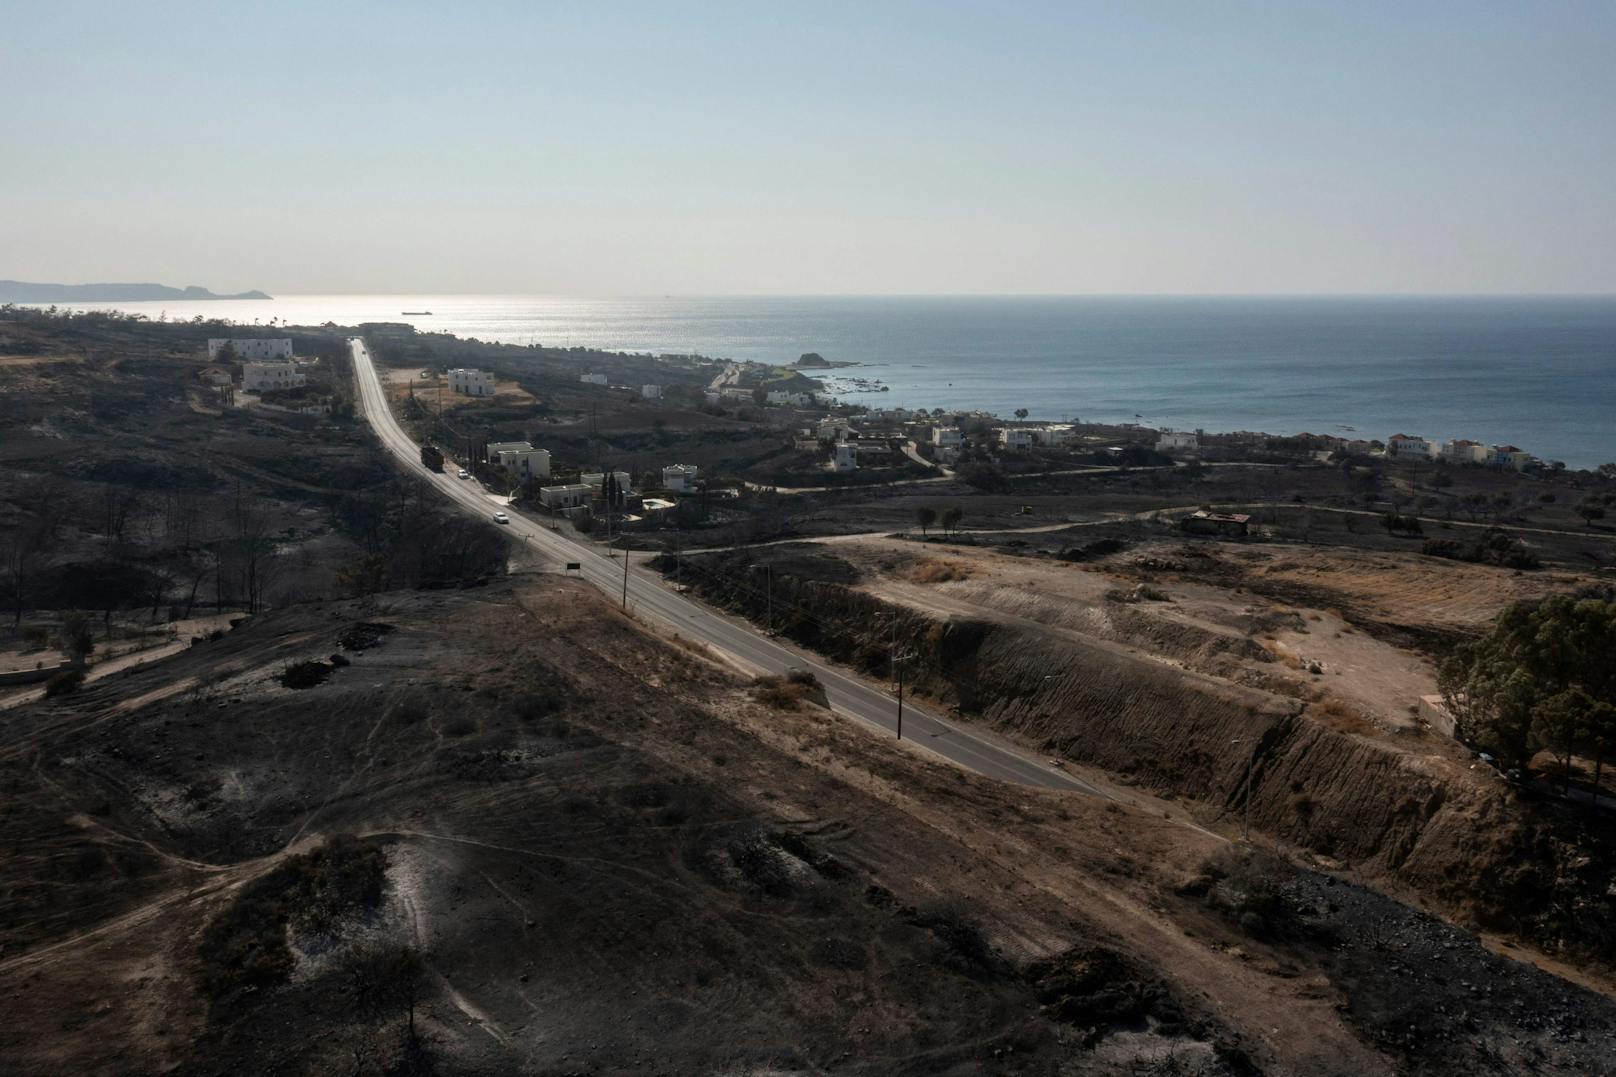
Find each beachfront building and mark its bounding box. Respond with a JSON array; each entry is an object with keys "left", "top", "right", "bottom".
[
  {"left": 642, "top": 384, "right": 662, "bottom": 399},
  {"left": 1155, "top": 430, "right": 1199, "bottom": 453},
  {"left": 579, "top": 373, "right": 608, "bottom": 385},
  {"left": 1031, "top": 425, "right": 1074, "bottom": 447},
  {"left": 931, "top": 426, "right": 963, "bottom": 449},
  {"left": 448, "top": 368, "right": 496, "bottom": 396},
  {"left": 538, "top": 484, "right": 592, "bottom": 511},
  {"left": 1387, "top": 434, "right": 1437, "bottom": 459},
  {"left": 832, "top": 443, "right": 858, "bottom": 472},
  {"left": 241, "top": 360, "right": 306, "bottom": 392},
  {"left": 1493, "top": 445, "right": 1536, "bottom": 471},
  {"left": 1441, "top": 438, "right": 1492, "bottom": 465},
  {"left": 999, "top": 428, "right": 1034, "bottom": 450},
  {"left": 485, "top": 441, "right": 551, "bottom": 482},
  {"left": 766, "top": 389, "right": 815, "bottom": 407},
  {"left": 662, "top": 464, "right": 699, "bottom": 492},
  {"left": 209, "top": 338, "right": 292, "bottom": 361}
]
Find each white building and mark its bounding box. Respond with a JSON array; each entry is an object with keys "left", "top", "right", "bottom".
[
  {"left": 485, "top": 441, "right": 551, "bottom": 481},
  {"left": 209, "top": 338, "right": 292, "bottom": 361},
  {"left": 817, "top": 418, "right": 851, "bottom": 442},
  {"left": 931, "top": 426, "right": 963, "bottom": 448},
  {"left": 832, "top": 443, "right": 858, "bottom": 472},
  {"left": 641, "top": 384, "right": 662, "bottom": 399},
  {"left": 1031, "top": 425, "right": 1074, "bottom": 447},
  {"left": 581, "top": 471, "right": 631, "bottom": 494},
  {"left": 1387, "top": 434, "right": 1436, "bottom": 459},
  {"left": 1155, "top": 431, "right": 1199, "bottom": 453},
  {"left": 766, "top": 389, "right": 814, "bottom": 407},
  {"left": 448, "top": 368, "right": 496, "bottom": 397},
  {"left": 198, "top": 365, "right": 233, "bottom": 387},
  {"left": 703, "top": 390, "right": 723, "bottom": 406},
  {"left": 579, "top": 373, "right": 608, "bottom": 386},
  {"left": 999, "top": 428, "right": 1034, "bottom": 450},
  {"left": 538, "top": 484, "right": 592, "bottom": 510},
  {"left": 241, "top": 360, "right": 306, "bottom": 392},
  {"left": 662, "top": 463, "right": 699, "bottom": 492},
  {"left": 1441, "top": 438, "right": 1492, "bottom": 465}
]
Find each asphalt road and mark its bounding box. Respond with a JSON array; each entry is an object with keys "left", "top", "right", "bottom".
[{"left": 350, "top": 339, "right": 1102, "bottom": 795}]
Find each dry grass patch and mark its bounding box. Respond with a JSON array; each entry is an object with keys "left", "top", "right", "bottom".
[{"left": 907, "top": 558, "right": 973, "bottom": 584}]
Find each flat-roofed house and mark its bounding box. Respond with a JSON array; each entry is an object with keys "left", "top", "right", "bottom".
[
  {"left": 485, "top": 441, "right": 551, "bottom": 481},
  {"left": 1155, "top": 430, "right": 1199, "bottom": 453},
  {"left": 538, "top": 484, "right": 592, "bottom": 510},
  {"left": 241, "top": 360, "right": 306, "bottom": 392},
  {"left": 1180, "top": 510, "right": 1251, "bottom": 537},
  {"left": 662, "top": 463, "right": 699, "bottom": 492},
  {"left": 209, "top": 338, "right": 292, "bottom": 360},
  {"left": 448, "top": 368, "right": 496, "bottom": 396}
]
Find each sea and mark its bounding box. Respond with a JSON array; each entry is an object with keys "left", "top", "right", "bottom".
[{"left": 37, "top": 294, "right": 1616, "bottom": 469}]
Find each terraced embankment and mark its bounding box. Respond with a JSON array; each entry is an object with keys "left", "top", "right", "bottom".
[{"left": 665, "top": 543, "right": 1616, "bottom": 967}]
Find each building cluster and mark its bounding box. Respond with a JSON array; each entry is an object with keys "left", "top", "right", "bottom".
[
  {"left": 206, "top": 339, "right": 321, "bottom": 404},
  {"left": 1387, "top": 434, "right": 1538, "bottom": 470}
]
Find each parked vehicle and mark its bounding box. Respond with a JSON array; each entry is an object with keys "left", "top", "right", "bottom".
[{"left": 493, "top": 511, "right": 510, "bottom": 524}]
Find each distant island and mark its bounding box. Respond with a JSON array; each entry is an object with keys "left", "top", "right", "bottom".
[{"left": 0, "top": 280, "right": 272, "bottom": 303}]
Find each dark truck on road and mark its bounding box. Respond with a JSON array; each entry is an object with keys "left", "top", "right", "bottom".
[{"left": 420, "top": 444, "right": 444, "bottom": 472}]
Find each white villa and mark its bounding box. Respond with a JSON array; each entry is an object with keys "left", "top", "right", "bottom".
[
  {"left": 999, "top": 428, "right": 1034, "bottom": 450},
  {"left": 241, "top": 360, "right": 306, "bottom": 392},
  {"left": 209, "top": 338, "right": 292, "bottom": 360},
  {"left": 579, "top": 373, "right": 608, "bottom": 386},
  {"left": 931, "top": 426, "right": 963, "bottom": 448},
  {"left": 832, "top": 443, "right": 858, "bottom": 472},
  {"left": 448, "top": 368, "right": 496, "bottom": 397},
  {"left": 662, "top": 463, "right": 699, "bottom": 492},
  {"left": 1155, "top": 430, "right": 1199, "bottom": 453},
  {"left": 1387, "top": 434, "right": 1437, "bottom": 459},
  {"left": 486, "top": 441, "right": 551, "bottom": 481},
  {"left": 642, "top": 384, "right": 662, "bottom": 399}
]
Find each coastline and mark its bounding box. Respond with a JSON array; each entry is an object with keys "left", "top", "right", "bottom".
[{"left": 17, "top": 294, "right": 1615, "bottom": 469}]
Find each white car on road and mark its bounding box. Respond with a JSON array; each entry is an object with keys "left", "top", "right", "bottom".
[
  {"left": 492, "top": 511, "right": 509, "bottom": 524},
  {"left": 457, "top": 468, "right": 470, "bottom": 479}
]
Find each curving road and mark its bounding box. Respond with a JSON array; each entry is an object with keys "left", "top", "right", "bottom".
[{"left": 349, "top": 338, "right": 1101, "bottom": 795}]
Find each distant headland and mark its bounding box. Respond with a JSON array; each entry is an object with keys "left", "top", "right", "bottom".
[{"left": 0, "top": 280, "right": 272, "bottom": 303}]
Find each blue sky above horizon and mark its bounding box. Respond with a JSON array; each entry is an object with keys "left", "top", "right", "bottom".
[{"left": 4, "top": 1, "right": 1614, "bottom": 295}]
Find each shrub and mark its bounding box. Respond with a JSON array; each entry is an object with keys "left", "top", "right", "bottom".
[
  {"left": 1197, "top": 846, "right": 1298, "bottom": 937},
  {"left": 198, "top": 836, "right": 389, "bottom": 1001},
  {"left": 44, "top": 669, "right": 85, "bottom": 697},
  {"left": 280, "top": 660, "right": 334, "bottom": 690}
]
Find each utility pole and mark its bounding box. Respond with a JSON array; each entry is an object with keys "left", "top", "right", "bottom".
[
  {"left": 765, "top": 564, "right": 773, "bottom": 634},
  {"left": 1232, "top": 736, "right": 1259, "bottom": 841},
  {"left": 895, "top": 651, "right": 906, "bottom": 740},
  {"left": 621, "top": 538, "right": 630, "bottom": 611}
]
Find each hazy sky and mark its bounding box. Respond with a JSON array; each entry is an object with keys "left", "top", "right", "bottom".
[{"left": 4, "top": 1, "right": 1614, "bottom": 295}]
